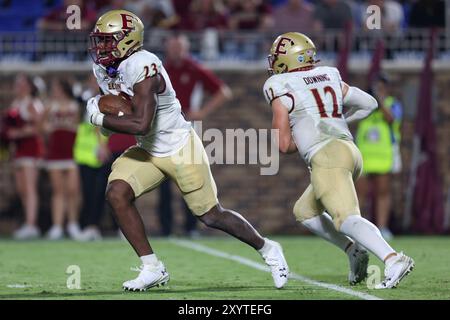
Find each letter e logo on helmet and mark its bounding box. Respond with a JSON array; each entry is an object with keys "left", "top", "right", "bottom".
[
  {"left": 275, "top": 37, "right": 292, "bottom": 55},
  {"left": 120, "top": 14, "right": 134, "bottom": 30}
]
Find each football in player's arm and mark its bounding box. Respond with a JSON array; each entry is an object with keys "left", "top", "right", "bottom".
[
  {"left": 85, "top": 9, "right": 290, "bottom": 292},
  {"left": 90, "top": 74, "right": 159, "bottom": 136}
]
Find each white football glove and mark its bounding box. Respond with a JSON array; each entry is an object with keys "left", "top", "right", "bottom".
[{"left": 86, "top": 95, "right": 104, "bottom": 126}]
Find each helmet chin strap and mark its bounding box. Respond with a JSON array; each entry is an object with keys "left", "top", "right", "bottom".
[{"left": 97, "top": 61, "right": 119, "bottom": 77}]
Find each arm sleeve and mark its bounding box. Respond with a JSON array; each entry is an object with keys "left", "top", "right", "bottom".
[{"left": 343, "top": 86, "right": 378, "bottom": 123}]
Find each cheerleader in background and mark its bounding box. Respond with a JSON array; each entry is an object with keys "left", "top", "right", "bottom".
[
  {"left": 6, "top": 74, "right": 44, "bottom": 240},
  {"left": 43, "top": 78, "right": 81, "bottom": 240}
]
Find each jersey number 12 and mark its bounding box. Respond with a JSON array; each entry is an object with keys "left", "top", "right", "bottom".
[{"left": 310, "top": 86, "right": 342, "bottom": 118}]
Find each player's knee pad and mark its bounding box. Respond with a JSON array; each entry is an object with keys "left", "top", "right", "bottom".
[{"left": 293, "top": 197, "right": 320, "bottom": 223}]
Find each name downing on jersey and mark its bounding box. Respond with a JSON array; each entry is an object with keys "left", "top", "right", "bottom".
[
  {"left": 171, "top": 121, "right": 279, "bottom": 175},
  {"left": 303, "top": 74, "right": 330, "bottom": 85}
]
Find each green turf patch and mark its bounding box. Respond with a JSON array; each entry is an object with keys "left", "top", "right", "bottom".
[{"left": 0, "top": 236, "right": 449, "bottom": 300}]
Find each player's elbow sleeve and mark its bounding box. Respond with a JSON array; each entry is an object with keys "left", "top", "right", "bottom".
[
  {"left": 344, "top": 86, "right": 378, "bottom": 111},
  {"left": 368, "top": 95, "right": 378, "bottom": 111}
]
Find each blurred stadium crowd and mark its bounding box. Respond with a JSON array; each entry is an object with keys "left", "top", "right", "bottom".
[
  {"left": 0, "top": 0, "right": 445, "bottom": 32},
  {"left": 0, "top": 0, "right": 448, "bottom": 240},
  {"left": 0, "top": 0, "right": 447, "bottom": 63}
]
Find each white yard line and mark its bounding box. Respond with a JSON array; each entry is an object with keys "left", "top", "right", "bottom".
[
  {"left": 171, "top": 239, "right": 382, "bottom": 301},
  {"left": 6, "top": 284, "right": 32, "bottom": 288}
]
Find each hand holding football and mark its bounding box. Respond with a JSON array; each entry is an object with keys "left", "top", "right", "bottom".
[{"left": 98, "top": 94, "right": 133, "bottom": 116}]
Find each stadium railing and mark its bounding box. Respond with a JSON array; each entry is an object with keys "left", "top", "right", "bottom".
[{"left": 0, "top": 28, "right": 449, "bottom": 72}]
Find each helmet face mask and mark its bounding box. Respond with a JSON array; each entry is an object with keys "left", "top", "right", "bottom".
[
  {"left": 267, "top": 54, "right": 276, "bottom": 75},
  {"left": 88, "top": 10, "right": 144, "bottom": 68},
  {"left": 267, "top": 53, "right": 289, "bottom": 75},
  {"left": 89, "top": 31, "right": 123, "bottom": 67}
]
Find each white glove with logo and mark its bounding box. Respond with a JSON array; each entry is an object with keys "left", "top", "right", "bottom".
[{"left": 86, "top": 95, "right": 104, "bottom": 126}]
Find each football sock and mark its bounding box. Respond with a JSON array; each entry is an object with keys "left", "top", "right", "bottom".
[
  {"left": 340, "top": 215, "right": 396, "bottom": 262},
  {"left": 140, "top": 253, "right": 158, "bottom": 266},
  {"left": 302, "top": 213, "right": 353, "bottom": 252},
  {"left": 257, "top": 238, "right": 272, "bottom": 256}
]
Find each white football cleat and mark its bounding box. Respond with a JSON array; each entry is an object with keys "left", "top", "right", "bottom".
[
  {"left": 260, "top": 239, "right": 289, "bottom": 289},
  {"left": 347, "top": 243, "right": 369, "bottom": 285},
  {"left": 13, "top": 224, "right": 40, "bottom": 240},
  {"left": 375, "top": 252, "right": 414, "bottom": 289},
  {"left": 123, "top": 261, "right": 170, "bottom": 292}
]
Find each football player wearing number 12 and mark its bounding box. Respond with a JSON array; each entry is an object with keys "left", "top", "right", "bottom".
[
  {"left": 265, "top": 32, "right": 414, "bottom": 289},
  {"left": 85, "top": 10, "right": 289, "bottom": 291}
]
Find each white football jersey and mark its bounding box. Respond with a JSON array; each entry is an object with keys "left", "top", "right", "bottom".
[
  {"left": 93, "top": 49, "right": 191, "bottom": 157},
  {"left": 263, "top": 66, "right": 353, "bottom": 164}
]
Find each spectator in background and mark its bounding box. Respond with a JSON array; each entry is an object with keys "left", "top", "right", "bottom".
[
  {"left": 270, "top": 0, "right": 289, "bottom": 7},
  {"left": 171, "top": 0, "right": 194, "bottom": 29},
  {"left": 96, "top": 0, "right": 129, "bottom": 16},
  {"left": 74, "top": 75, "right": 136, "bottom": 241},
  {"left": 38, "top": 0, "right": 97, "bottom": 31},
  {"left": 85, "top": 129, "right": 137, "bottom": 240},
  {"left": 106, "top": 135, "right": 137, "bottom": 176},
  {"left": 360, "top": 0, "right": 404, "bottom": 33},
  {"left": 165, "top": 35, "right": 232, "bottom": 121},
  {"left": 228, "top": 0, "right": 274, "bottom": 31},
  {"left": 99, "top": 0, "right": 177, "bottom": 28},
  {"left": 97, "top": 0, "right": 127, "bottom": 14},
  {"left": 272, "top": 0, "right": 316, "bottom": 34},
  {"left": 91, "top": 0, "right": 112, "bottom": 11},
  {"left": 355, "top": 75, "right": 402, "bottom": 241},
  {"left": 42, "top": 78, "right": 81, "bottom": 240},
  {"left": 409, "top": 0, "right": 445, "bottom": 29},
  {"left": 5, "top": 74, "right": 44, "bottom": 240},
  {"left": 138, "top": 0, "right": 178, "bottom": 29},
  {"left": 73, "top": 75, "right": 107, "bottom": 241},
  {"left": 178, "top": 0, "right": 228, "bottom": 31},
  {"left": 313, "top": 0, "right": 353, "bottom": 31},
  {"left": 172, "top": 0, "right": 193, "bottom": 13},
  {"left": 160, "top": 34, "right": 232, "bottom": 236}
]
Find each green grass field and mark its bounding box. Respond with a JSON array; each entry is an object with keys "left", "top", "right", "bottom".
[{"left": 0, "top": 236, "right": 449, "bottom": 300}]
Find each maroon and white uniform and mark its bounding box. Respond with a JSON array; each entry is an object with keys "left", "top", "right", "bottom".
[
  {"left": 263, "top": 66, "right": 352, "bottom": 164},
  {"left": 6, "top": 97, "right": 44, "bottom": 167},
  {"left": 46, "top": 100, "right": 79, "bottom": 169},
  {"left": 93, "top": 49, "right": 191, "bottom": 156}
]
